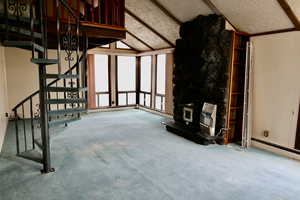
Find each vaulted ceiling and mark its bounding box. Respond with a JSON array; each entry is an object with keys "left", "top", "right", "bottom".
[{"left": 122, "top": 0, "right": 300, "bottom": 52}]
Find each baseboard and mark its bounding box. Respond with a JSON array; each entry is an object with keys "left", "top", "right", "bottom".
[
  {"left": 88, "top": 106, "right": 137, "bottom": 113},
  {"left": 138, "top": 106, "right": 173, "bottom": 119},
  {"left": 251, "top": 138, "right": 300, "bottom": 161},
  {"left": 88, "top": 105, "right": 173, "bottom": 119}
]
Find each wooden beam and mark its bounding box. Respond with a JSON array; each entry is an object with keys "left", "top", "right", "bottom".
[
  {"left": 87, "top": 54, "right": 96, "bottom": 109},
  {"left": 149, "top": 0, "right": 182, "bottom": 25},
  {"left": 202, "top": 0, "right": 239, "bottom": 31},
  {"left": 137, "top": 48, "right": 175, "bottom": 56},
  {"left": 125, "top": 8, "right": 175, "bottom": 47},
  {"left": 277, "top": 0, "right": 300, "bottom": 28},
  {"left": 250, "top": 28, "right": 298, "bottom": 37},
  {"left": 126, "top": 31, "right": 155, "bottom": 50},
  {"left": 202, "top": 0, "right": 221, "bottom": 15}
]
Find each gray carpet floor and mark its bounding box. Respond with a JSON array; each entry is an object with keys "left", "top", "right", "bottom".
[{"left": 1, "top": 109, "right": 300, "bottom": 200}]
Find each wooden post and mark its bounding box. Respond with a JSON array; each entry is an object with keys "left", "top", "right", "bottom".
[
  {"left": 295, "top": 104, "right": 300, "bottom": 150},
  {"left": 165, "top": 53, "right": 174, "bottom": 115},
  {"left": 151, "top": 55, "right": 157, "bottom": 109},
  {"left": 87, "top": 54, "right": 96, "bottom": 109}
]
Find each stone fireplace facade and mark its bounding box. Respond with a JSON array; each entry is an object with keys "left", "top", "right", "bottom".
[{"left": 173, "top": 15, "right": 233, "bottom": 143}]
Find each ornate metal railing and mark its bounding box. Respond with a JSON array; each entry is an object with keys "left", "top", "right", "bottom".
[
  {"left": 12, "top": 56, "right": 83, "bottom": 154},
  {"left": 9, "top": 0, "right": 87, "bottom": 173}
]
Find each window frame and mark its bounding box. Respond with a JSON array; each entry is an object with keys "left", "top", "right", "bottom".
[{"left": 116, "top": 55, "right": 137, "bottom": 107}]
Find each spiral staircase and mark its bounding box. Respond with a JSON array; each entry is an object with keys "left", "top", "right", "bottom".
[{"left": 0, "top": 0, "right": 125, "bottom": 173}]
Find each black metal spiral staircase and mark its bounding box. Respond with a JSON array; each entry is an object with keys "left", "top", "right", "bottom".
[{"left": 1, "top": 0, "right": 88, "bottom": 173}]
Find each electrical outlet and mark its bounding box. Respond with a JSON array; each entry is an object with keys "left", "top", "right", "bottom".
[{"left": 263, "top": 130, "right": 269, "bottom": 137}]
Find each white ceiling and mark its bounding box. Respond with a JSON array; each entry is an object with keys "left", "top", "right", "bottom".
[
  {"left": 156, "top": 0, "right": 213, "bottom": 22},
  {"left": 122, "top": 0, "right": 299, "bottom": 51},
  {"left": 286, "top": 0, "right": 300, "bottom": 21},
  {"left": 211, "top": 0, "right": 293, "bottom": 34}
]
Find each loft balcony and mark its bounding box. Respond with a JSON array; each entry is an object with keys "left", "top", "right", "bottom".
[{"left": 0, "top": 0, "right": 126, "bottom": 49}]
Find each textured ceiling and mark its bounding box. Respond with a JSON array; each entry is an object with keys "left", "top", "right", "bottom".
[
  {"left": 122, "top": 0, "right": 300, "bottom": 52},
  {"left": 122, "top": 33, "right": 152, "bottom": 52},
  {"left": 156, "top": 0, "right": 213, "bottom": 22},
  {"left": 208, "top": 0, "right": 293, "bottom": 34},
  {"left": 125, "top": 13, "right": 170, "bottom": 49},
  {"left": 126, "top": 0, "right": 179, "bottom": 45},
  {"left": 286, "top": 0, "right": 300, "bottom": 22}
]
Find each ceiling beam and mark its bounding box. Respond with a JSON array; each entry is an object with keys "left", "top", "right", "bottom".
[
  {"left": 137, "top": 47, "right": 175, "bottom": 56},
  {"left": 202, "top": 0, "right": 221, "bottom": 15},
  {"left": 201, "top": 0, "right": 239, "bottom": 31},
  {"left": 125, "top": 8, "right": 175, "bottom": 47},
  {"left": 149, "top": 0, "right": 182, "bottom": 25},
  {"left": 126, "top": 31, "right": 155, "bottom": 50},
  {"left": 277, "top": 0, "right": 300, "bottom": 28},
  {"left": 250, "top": 28, "right": 298, "bottom": 37},
  {"left": 120, "top": 41, "right": 140, "bottom": 52}
]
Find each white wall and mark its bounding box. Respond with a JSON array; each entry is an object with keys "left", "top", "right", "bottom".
[
  {"left": 5, "top": 47, "right": 39, "bottom": 114},
  {"left": 5, "top": 48, "right": 80, "bottom": 117},
  {"left": 0, "top": 46, "right": 8, "bottom": 152},
  {"left": 250, "top": 32, "right": 300, "bottom": 150}
]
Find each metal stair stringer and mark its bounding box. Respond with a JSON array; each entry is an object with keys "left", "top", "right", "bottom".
[{"left": 8, "top": 0, "right": 88, "bottom": 174}]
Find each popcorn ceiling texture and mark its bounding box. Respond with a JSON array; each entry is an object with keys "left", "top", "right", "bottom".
[
  {"left": 157, "top": 0, "right": 213, "bottom": 22},
  {"left": 122, "top": 0, "right": 299, "bottom": 50},
  {"left": 123, "top": 33, "right": 151, "bottom": 51},
  {"left": 211, "top": 0, "right": 294, "bottom": 33},
  {"left": 125, "top": 13, "right": 170, "bottom": 49},
  {"left": 286, "top": 0, "right": 300, "bottom": 22},
  {"left": 126, "top": 0, "right": 179, "bottom": 45}
]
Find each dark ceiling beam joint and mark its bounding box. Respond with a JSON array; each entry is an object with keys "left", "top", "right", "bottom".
[
  {"left": 277, "top": 0, "right": 300, "bottom": 28},
  {"left": 149, "top": 0, "right": 182, "bottom": 25},
  {"left": 125, "top": 8, "right": 175, "bottom": 47},
  {"left": 126, "top": 31, "right": 155, "bottom": 51},
  {"left": 120, "top": 40, "right": 140, "bottom": 52},
  {"left": 250, "top": 28, "right": 298, "bottom": 37},
  {"left": 201, "top": 0, "right": 239, "bottom": 31}
]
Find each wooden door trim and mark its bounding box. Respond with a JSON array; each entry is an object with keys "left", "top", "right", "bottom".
[{"left": 295, "top": 103, "right": 300, "bottom": 150}]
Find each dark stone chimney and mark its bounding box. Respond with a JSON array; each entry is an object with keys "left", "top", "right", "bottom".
[{"left": 173, "top": 14, "right": 233, "bottom": 142}]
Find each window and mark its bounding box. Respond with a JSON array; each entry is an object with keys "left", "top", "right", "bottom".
[
  {"left": 116, "top": 41, "right": 131, "bottom": 49},
  {"left": 140, "top": 56, "right": 152, "bottom": 107},
  {"left": 117, "top": 56, "right": 136, "bottom": 106},
  {"left": 155, "top": 54, "right": 166, "bottom": 111},
  {"left": 94, "top": 54, "right": 110, "bottom": 107},
  {"left": 100, "top": 44, "right": 110, "bottom": 48}
]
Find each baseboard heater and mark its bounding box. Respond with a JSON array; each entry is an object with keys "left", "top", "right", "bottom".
[{"left": 251, "top": 138, "right": 300, "bottom": 155}]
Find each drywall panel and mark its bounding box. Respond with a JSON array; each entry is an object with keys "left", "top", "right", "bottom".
[
  {"left": 286, "top": 0, "right": 300, "bottom": 22},
  {"left": 126, "top": 0, "right": 179, "bottom": 45},
  {"left": 251, "top": 32, "right": 300, "bottom": 149},
  {"left": 156, "top": 0, "right": 213, "bottom": 22},
  {"left": 5, "top": 47, "right": 38, "bottom": 118},
  {"left": 211, "top": 0, "right": 294, "bottom": 34},
  {"left": 0, "top": 46, "right": 8, "bottom": 152},
  {"left": 5, "top": 48, "right": 77, "bottom": 118},
  {"left": 125, "top": 13, "right": 170, "bottom": 49}
]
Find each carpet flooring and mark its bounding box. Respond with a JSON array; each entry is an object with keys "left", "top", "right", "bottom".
[{"left": 1, "top": 109, "right": 300, "bottom": 200}]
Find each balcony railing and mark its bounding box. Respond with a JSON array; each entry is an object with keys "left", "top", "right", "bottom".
[{"left": 46, "top": 0, "right": 125, "bottom": 28}]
